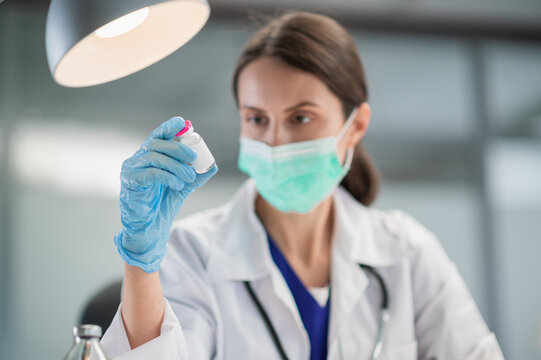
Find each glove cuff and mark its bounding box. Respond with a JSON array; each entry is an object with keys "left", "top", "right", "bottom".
[{"left": 114, "top": 231, "right": 165, "bottom": 273}]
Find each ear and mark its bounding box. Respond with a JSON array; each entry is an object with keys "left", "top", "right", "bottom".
[{"left": 345, "top": 102, "right": 371, "bottom": 148}]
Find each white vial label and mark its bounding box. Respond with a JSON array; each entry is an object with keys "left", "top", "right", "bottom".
[
  {"left": 174, "top": 121, "right": 215, "bottom": 174},
  {"left": 191, "top": 138, "right": 215, "bottom": 173}
]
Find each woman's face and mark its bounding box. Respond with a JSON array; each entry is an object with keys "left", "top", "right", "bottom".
[{"left": 237, "top": 56, "right": 370, "bottom": 163}]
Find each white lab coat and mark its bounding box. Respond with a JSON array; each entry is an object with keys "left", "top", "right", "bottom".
[{"left": 101, "top": 180, "right": 504, "bottom": 359}]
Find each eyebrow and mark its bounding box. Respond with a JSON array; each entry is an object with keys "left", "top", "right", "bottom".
[
  {"left": 285, "top": 101, "right": 319, "bottom": 112},
  {"left": 240, "top": 101, "right": 320, "bottom": 113}
]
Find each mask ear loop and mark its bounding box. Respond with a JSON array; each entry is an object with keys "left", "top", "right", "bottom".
[
  {"left": 336, "top": 106, "right": 360, "bottom": 142},
  {"left": 337, "top": 106, "right": 360, "bottom": 171},
  {"left": 342, "top": 146, "right": 354, "bottom": 171}
]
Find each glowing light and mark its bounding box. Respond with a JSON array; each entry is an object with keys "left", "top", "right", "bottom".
[
  {"left": 12, "top": 119, "right": 142, "bottom": 198},
  {"left": 95, "top": 7, "right": 150, "bottom": 39}
]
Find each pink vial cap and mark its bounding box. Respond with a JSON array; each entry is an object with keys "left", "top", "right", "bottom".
[{"left": 175, "top": 120, "right": 192, "bottom": 137}]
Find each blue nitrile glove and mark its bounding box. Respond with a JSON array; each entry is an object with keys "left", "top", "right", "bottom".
[{"left": 114, "top": 116, "right": 218, "bottom": 273}]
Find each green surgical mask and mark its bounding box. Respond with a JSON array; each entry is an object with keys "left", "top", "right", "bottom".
[{"left": 238, "top": 107, "right": 359, "bottom": 214}]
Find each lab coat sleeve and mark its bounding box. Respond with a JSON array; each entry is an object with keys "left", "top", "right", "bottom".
[
  {"left": 100, "top": 298, "right": 188, "bottom": 360},
  {"left": 100, "top": 223, "right": 220, "bottom": 360},
  {"left": 398, "top": 212, "right": 504, "bottom": 360},
  {"left": 159, "top": 224, "right": 220, "bottom": 359}
]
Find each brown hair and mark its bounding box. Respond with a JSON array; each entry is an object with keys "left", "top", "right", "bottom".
[{"left": 232, "top": 11, "right": 379, "bottom": 206}]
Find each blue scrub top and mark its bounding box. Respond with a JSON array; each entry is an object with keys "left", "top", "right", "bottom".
[{"left": 267, "top": 234, "right": 330, "bottom": 360}]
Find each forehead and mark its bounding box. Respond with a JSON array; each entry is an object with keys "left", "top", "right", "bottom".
[{"left": 237, "top": 56, "right": 338, "bottom": 110}]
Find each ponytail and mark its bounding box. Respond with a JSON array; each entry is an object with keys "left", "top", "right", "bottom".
[{"left": 341, "top": 142, "right": 379, "bottom": 206}]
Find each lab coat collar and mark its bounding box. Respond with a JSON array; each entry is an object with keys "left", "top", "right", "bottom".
[
  {"left": 333, "top": 185, "right": 405, "bottom": 268},
  {"left": 206, "top": 180, "right": 403, "bottom": 283},
  {"left": 205, "top": 180, "right": 404, "bottom": 356},
  {"left": 206, "top": 179, "right": 273, "bottom": 282}
]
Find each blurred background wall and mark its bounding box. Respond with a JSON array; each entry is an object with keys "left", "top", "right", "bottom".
[{"left": 1, "top": 0, "right": 540, "bottom": 359}]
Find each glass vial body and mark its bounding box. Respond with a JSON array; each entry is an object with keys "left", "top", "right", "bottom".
[
  {"left": 64, "top": 325, "right": 110, "bottom": 360},
  {"left": 174, "top": 120, "right": 216, "bottom": 174}
]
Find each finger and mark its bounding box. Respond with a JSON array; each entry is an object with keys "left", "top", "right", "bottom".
[
  {"left": 123, "top": 151, "right": 197, "bottom": 184},
  {"left": 182, "top": 163, "right": 218, "bottom": 194},
  {"left": 141, "top": 138, "right": 197, "bottom": 164},
  {"left": 196, "top": 163, "right": 218, "bottom": 185},
  {"left": 122, "top": 167, "right": 186, "bottom": 191},
  {"left": 147, "top": 116, "right": 187, "bottom": 142}
]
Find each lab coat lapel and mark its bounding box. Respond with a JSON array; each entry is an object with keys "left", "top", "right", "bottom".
[
  {"left": 328, "top": 188, "right": 370, "bottom": 350},
  {"left": 206, "top": 180, "right": 310, "bottom": 358},
  {"left": 261, "top": 263, "right": 312, "bottom": 359},
  {"left": 328, "top": 187, "right": 403, "bottom": 354},
  {"left": 206, "top": 180, "right": 271, "bottom": 282},
  {"left": 205, "top": 180, "right": 304, "bottom": 319}
]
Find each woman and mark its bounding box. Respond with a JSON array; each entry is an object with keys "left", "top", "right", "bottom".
[{"left": 101, "top": 12, "right": 503, "bottom": 360}]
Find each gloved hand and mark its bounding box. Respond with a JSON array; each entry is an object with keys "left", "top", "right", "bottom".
[{"left": 114, "top": 116, "right": 218, "bottom": 273}]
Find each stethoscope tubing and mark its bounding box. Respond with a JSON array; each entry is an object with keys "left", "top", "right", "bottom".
[
  {"left": 244, "top": 264, "right": 389, "bottom": 360},
  {"left": 360, "top": 264, "right": 389, "bottom": 360},
  {"left": 244, "top": 281, "right": 290, "bottom": 359}
]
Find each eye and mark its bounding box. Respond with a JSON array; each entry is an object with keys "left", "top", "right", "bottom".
[
  {"left": 294, "top": 114, "right": 312, "bottom": 125},
  {"left": 246, "top": 115, "right": 267, "bottom": 125}
]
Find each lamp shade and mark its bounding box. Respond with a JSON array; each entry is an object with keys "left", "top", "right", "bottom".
[{"left": 45, "top": 0, "right": 210, "bottom": 87}]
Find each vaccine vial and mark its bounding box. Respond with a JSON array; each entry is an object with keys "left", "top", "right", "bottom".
[{"left": 174, "top": 120, "right": 216, "bottom": 174}]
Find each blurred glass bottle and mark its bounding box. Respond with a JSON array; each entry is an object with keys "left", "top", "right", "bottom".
[{"left": 64, "top": 325, "right": 110, "bottom": 360}]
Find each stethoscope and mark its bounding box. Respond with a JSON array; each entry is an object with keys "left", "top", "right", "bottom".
[{"left": 244, "top": 264, "right": 389, "bottom": 360}]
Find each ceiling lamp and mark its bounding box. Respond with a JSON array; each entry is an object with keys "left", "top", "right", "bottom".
[{"left": 45, "top": 0, "right": 210, "bottom": 87}]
